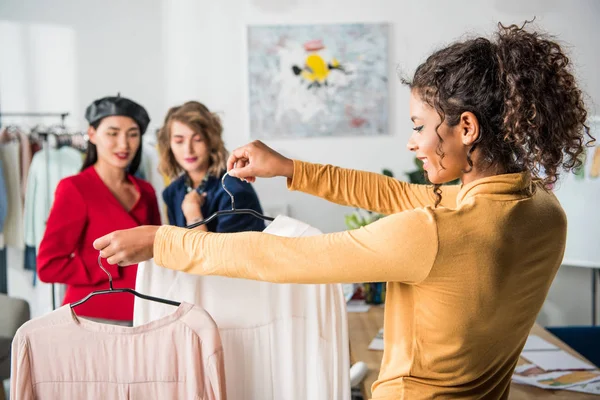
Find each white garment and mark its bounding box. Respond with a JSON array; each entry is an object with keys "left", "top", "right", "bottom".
[
  {"left": 23, "top": 147, "right": 83, "bottom": 249},
  {"left": 0, "top": 141, "right": 23, "bottom": 249},
  {"left": 134, "top": 216, "right": 351, "bottom": 400}
]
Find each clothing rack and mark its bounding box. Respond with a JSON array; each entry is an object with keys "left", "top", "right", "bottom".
[
  {"left": 0, "top": 112, "right": 69, "bottom": 128},
  {"left": 0, "top": 108, "right": 73, "bottom": 310}
]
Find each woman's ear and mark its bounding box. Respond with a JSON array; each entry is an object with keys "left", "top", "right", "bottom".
[
  {"left": 459, "top": 112, "right": 480, "bottom": 147},
  {"left": 87, "top": 126, "right": 97, "bottom": 145}
]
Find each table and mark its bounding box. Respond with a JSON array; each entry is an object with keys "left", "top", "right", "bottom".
[
  {"left": 562, "top": 259, "right": 600, "bottom": 326},
  {"left": 348, "top": 306, "right": 599, "bottom": 399}
]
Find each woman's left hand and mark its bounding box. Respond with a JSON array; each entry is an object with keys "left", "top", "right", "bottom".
[{"left": 93, "top": 225, "right": 160, "bottom": 266}]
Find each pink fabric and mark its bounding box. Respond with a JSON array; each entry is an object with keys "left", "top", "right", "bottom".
[{"left": 11, "top": 302, "right": 226, "bottom": 399}]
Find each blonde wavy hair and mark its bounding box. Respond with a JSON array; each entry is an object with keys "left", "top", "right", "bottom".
[{"left": 158, "top": 101, "right": 228, "bottom": 179}]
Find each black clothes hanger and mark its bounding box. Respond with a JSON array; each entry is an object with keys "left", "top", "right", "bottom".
[
  {"left": 70, "top": 254, "right": 180, "bottom": 309},
  {"left": 185, "top": 171, "right": 275, "bottom": 229},
  {"left": 72, "top": 172, "right": 270, "bottom": 309}
]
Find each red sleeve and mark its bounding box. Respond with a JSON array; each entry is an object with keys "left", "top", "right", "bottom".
[{"left": 37, "top": 178, "right": 121, "bottom": 285}]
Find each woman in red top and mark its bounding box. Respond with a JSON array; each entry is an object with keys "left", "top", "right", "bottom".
[{"left": 37, "top": 95, "right": 161, "bottom": 324}]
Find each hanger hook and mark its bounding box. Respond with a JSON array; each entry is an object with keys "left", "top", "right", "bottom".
[
  {"left": 98, "top": 253, "right": 114, "bottom": 290},
  {"left": 221, "top": 172, "right": 236, "bottom": 210}
]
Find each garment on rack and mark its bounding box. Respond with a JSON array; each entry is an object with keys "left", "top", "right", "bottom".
[
  {"left": 0, "top": 156, "right": 7, "bottom": 249},
  {"left": 0, "top": 149, "right": 9, "bottom": 293},
  {"left": 30, "top": 138, "right": 42, "bottom": 157},
  {"left": 0, "top": 248, "right": 6, "bottom": 294},
  {"left": 11, "top": 302, "right": 226, "bottom": 399},
  {"left": 23, "top": 147, "right": 83, "bottom": 250},
  {"left": 37, "top": 166, "right": 162, "bottom": 321},
  {"left": 24, "top": 245, "right": 37, "bottom": 276},
  {"left": 0, "top": 140, "right": 24, "bottom": 249},
  {"left": 17, "top": 130, "right": 32, "bottom": 203},
  {"left": 134, "top": 216, "right": 350, "bottom": 400}
]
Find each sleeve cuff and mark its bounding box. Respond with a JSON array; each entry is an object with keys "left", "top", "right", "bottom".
[
  {"left": 286, "top": 159, "right": 304, "bottom": 191},
  {"left": 154, "top": 225, "right": 210, "bottom": 272},
  {"left": 154, "top": 225, "right": 176, "bottom": 268}
]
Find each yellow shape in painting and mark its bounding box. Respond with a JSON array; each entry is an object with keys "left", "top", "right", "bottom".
[{"left": 303, "top": 54, "right": 329, "bottom": 83}]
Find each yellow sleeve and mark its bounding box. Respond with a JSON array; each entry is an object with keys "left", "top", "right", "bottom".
[
  {"left": 154, "top": 208, "right": 438, "bottom": 284},
  {"left": 288, "top": 160, "right": 460, "bottom": 213}
]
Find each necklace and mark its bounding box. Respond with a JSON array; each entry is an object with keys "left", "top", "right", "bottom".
[{"left": 185, "top": 174, "right": 210, "bottom": 194}]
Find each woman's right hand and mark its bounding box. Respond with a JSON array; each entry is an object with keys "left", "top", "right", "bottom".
[
  {"left": 182, "top": 191, "right": 206, "bottom": 223},
  {"left": 227, "top": 140, "right": 294, "bottom": 183}
]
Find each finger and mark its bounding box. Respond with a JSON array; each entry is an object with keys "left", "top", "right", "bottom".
[
  {"left": 93, "top": 234, "right": 112, "bottom": 251},
  {"left": 237, "top": 159, "right": 249, "bottom": 170},
  {"left": 229, "top": 164, "right": 255, "bottom": 180},
  {"left": 106, "top": 254, "right": 122, "bottom": 265},
  {"left": 227, "top": 146, "right": 251, "bottom": 171},
  {"left": 99, "top": 246, "right": 117, "bottom": 260},
  {"left": 227, "top": 153, "right": 239, "bottom": 172},
  {"left": 116, "top": 254, "right": 138, "bottom": 267}
]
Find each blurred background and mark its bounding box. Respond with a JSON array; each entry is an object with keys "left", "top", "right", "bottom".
[{"left": 0, "top": 0, "right": 598, "bottom": 334}]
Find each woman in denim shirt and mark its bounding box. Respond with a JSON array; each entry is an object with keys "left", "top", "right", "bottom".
[{"left": 159, "top": 101, "right": 265, "bottom": 233}]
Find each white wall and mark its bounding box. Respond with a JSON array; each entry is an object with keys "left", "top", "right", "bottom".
[{"left": 1, "top": 0, "right": 598, "bottom": 324}]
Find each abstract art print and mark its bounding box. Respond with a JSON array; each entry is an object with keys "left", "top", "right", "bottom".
[{"left": 247, "top": 23, "right": 389, "bottom": 139}]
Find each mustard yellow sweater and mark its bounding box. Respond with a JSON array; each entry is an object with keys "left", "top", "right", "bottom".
[{"left": 154, "top": 160, "right": 567, "bottom": 399}]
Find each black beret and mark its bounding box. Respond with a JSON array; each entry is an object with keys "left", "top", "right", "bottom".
[{"left": 85, "top": 95, "right": 150, "bottom": 134}]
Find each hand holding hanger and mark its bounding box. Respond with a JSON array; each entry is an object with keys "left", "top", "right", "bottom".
[
  {"left": 94, "top": 225, "right": 158, "bottom": 266},
  {"left": 227, "top": 140, "right": 294, "bottom": 183},
  {"left": 95, "top": 170, "right": 275, "bottom": 265}
]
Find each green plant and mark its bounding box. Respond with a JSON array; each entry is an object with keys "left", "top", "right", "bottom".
[
  {"left": 344, "top": 209, "right": 384, "bottom": 230},
  {"left": 573, "top": 148, "right": 586, "bottom": 180}
]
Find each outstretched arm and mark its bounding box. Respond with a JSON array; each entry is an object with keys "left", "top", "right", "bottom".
[
  {"left": 226, "top": 140, "right": 459, "bottom": 213},
  {"left": 288, "top": 160, "right": 460, "bottom": 213},
  {"left": 95, "top": 209, "right": 438, "bottom": 285}
]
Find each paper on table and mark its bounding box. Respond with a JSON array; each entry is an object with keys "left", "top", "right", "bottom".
[
  {"left": 566, "top": 380, "right": 600, "bottom": 394},
  {"left": 368, "top": 328, "right": 384, "bottom": 351},
  {"left": 521, "top": 350, "right": 596, "bottom": 371},
  {"left": 347, "top": 300, "right": 371, "bottom": 313},
  {"left": 512, "top": 364, "right": 600, "bottom": 390},
  {"left": 523, "top": 335, "right": 559, "bottom": 351}
]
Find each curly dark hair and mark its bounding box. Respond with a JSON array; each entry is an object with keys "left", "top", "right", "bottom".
[{"left": 403, "top": 21, "right": 594, "bottom": 206}]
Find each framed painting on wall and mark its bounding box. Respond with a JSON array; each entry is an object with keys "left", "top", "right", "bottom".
[{"left": 247, "top": 23, "right": 389, "bottom": 139}]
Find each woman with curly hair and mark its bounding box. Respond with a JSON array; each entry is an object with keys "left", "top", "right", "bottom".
[
  {"left": 158, "top": 101, "right": 265, "bottom": 232},
  {"left": 97, "top": 23, "right": 594, "bottom": 398}
]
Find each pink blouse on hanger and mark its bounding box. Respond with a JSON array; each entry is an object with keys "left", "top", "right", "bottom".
[{"left": 11, "top": 302, "right": 226, "bottom": 400}]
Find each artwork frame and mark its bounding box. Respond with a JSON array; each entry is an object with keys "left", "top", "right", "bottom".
[{"left": 247, "top": 23, "right": 390, "bottom": 139}]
